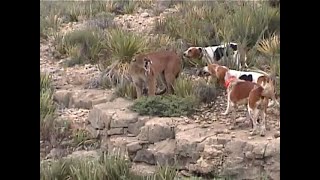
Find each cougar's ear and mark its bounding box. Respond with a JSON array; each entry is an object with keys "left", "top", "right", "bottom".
[{"left": 131, "top": 58, "right": 136, "bottom": 62}]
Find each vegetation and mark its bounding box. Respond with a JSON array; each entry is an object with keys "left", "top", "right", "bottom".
[{"left": 131, "top": 95, "right": 197, "bottom": 117}]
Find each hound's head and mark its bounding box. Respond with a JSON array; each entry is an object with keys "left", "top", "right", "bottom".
[{"left": 183, "top": 47, "right": 203, "bottom": 59}]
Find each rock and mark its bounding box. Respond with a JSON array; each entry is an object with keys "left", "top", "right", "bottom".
[
  {"left": 141, "top": 12, "right": 150, "bottom": 18},
  {"left": 110, "top": 110, "right": 139, "bottom": 128},
  {"left": 175, "top": 127, "right": 216, "bottom": 164},
  {"left": 225, "top": 140, "right": 248, "bottom": 155},
  {"left": 252, "top": 142, "right": 268, "bottom": 159},
  {"left": 128, "top": 116, "right": 150, "bottom": 136},
  {"left": 127, "top": 142, "right": 143, "bottom": 154},
  {"left": 69, "top": 89, "right": 113, "bottom": 109},
  {"left": 133, "top": 149, "right": 155, "bottom": 165},
  {"left": 107, "top": 128, "right": 124, "bottom": 135},
  {"left": 67, "top": 150, "right": 99, "bottom": 159},
  {"left": 86, "top": 125, "right": 100, "bottom": 138},
  {"left": 138, "top": 117, "right": 175, "bottom": 143},
  {"left": 274, "top": 131, "right": 280, "bottom": 138},
  {"left": 202, "top": 144, "right": 223, "bottom": 160},
  {"left": 149, "top": 139, "right": 176, "bottom": 166},
  {"left": 101, "top": 136, "right": 138, "bottom": 155},
  {"left": 87, "top": 104, "right": 113, "bottom": 129},
  {"left": 130, "top": 162, "right": 157, "bottom": 176},
  {"left": 45, "top": 148, "right": 67, "bottom": 159},
  {"left": 245, "top": 151, "right": 254, "bottom": 159},
  {"left": 188, "top": 157, "right": 215, "bottom": 174},
  {"left": 264, "top": 139, "right": 280, "bottom": 158},
  {"left": 53, "top": 90, "right": 72, "bottom": 107}
]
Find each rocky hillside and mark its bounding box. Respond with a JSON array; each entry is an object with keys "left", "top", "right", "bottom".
[{"left": 40, "top": 1, "right": 280, "bottom": 179}]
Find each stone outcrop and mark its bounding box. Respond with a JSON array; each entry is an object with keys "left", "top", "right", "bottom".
[{"left": 85, "top": 99, "right": 280, "bottom": 180}]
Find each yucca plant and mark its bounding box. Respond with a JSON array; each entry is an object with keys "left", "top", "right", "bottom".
[{"left": 105, "top": 28, "right": 147, "bottom": 64}]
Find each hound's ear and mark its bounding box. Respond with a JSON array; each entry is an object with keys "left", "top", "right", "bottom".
[{"left": 198, "top": 47, "right": 203, "bottom": 53}]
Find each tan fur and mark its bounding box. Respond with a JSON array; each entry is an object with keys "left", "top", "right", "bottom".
[{"left": 129, "top": 50, "right": 182, "bottom": 99}]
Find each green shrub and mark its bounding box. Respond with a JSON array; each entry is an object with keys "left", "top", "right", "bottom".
[{"left": 131, "top": 95, "right": 197, "bottom": 117}]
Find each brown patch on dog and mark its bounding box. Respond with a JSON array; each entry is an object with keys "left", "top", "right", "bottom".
[
  {"left": 206, "top": 64, "right": 229, "bottom": 86},
  {"left": 129, "top": 50, "right": 182, "bottom": 99},
  {"left": 229, "top": 81, "right": 257, "bottom": 103}
]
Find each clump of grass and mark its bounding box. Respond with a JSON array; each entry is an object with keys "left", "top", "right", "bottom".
[
  {"left": 174, "top": 75, "right": 218, "bottom": 104},
  {"left": 40, "top": 153, "right": 131, "bottom": 180},
  {"left": 173, "top": 75, "right": 194, "bottom": 98},
  {"left": 53, "top": 28, "right": 105, "bottom": 66},
  {"left": 40, "top": 73, "right": 55, "bottom": 122},
  {"left": 40, "top": 73, "right": 71, "bottom": 144},
  {"left": 115, "top": 79, "right": 137, "bottom": 100},
  {"left": 131, "top": 95, "right": 197, "bottom": 117},
  {"left": 257, "top": 33, "right": 280, "bottom": 57},
  {"left": 86, "top": 12, "right": 116, "bottom": 30},
  {"left": 106, "top": 0, "right": 139, "bottom": 15}
]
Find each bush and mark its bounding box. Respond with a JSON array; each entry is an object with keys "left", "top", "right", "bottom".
[
  {"left": 131, "top": 95, "right": 197, "bottom": 117},
  {"left": 194, "top": 80, "right": 218, "bottom": 104}
]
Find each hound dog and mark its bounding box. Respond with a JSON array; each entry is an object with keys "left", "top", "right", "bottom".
[
  {"left": 223, "top": 74, "right": 276, "bottom": 136},
  {"left": 198, "top": 63, "right": 280, "bottom": 107},
  {"left": 183, "top": 42, "right": 248, "bottom": 69}
]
